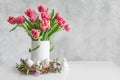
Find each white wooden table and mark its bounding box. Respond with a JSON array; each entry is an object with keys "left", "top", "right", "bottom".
[{"left": 0, "top": 61, "right": 120, "bottom": 80}]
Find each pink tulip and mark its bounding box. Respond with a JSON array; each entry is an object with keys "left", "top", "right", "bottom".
[
  {"left": 29, "top": 14, "right": 39, "bottom": 23},
  {"left": 16, "top": 16, "right": 25, "bottom": 24},
  {"left": 65, "top": 24, "right": 70, "bottom": 32},
  {"left": 58, "top": 19, "right": 66, "bottom": 27},
  {"left": 40, "top": 20, "right": 51, "bottom": 31},
  {"left": 56, "top": 13, "right": 63, "bottom": 21},
  {"left": 41, "top": 12, "right": 51, "bottom": 21},
  {"left": 56, "top": 13, "right": 66, "bottom": 27},
  {"left": 31, "top": 29, "right": 40, "bottom": 40},
  {"left": 25, "top": 8, "right": 35, "bottom": 17},
  {"left": 7, "top": 16, "right": 16, "bottom": 25},
  {"left": 38, "top": 5, "right": 48, "bottom": 12}
]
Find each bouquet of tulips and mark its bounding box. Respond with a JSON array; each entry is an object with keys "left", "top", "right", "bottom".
[{"left": 7, "top": 5, "right": 70, "bottom": 41}]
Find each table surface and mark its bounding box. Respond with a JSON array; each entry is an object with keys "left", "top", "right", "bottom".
[{"left": 0, "top": 61, "right": 120, "bottom": 80}]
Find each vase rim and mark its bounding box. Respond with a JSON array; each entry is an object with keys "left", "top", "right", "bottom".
[{"left": 32, "top": 40, "right": 50, "bottom": 42}]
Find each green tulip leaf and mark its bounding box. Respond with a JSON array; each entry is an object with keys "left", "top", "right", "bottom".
[
  {"left": 51, "top": 9, "right": 54, "bottom": 20},
  {"left": 29, "top": 45, "right": 40, "bottom": 52},
  {"left": 9, "top": 25, "right": 18, "bottom": 32}
]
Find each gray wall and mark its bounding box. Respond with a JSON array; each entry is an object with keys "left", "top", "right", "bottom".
[{"left": 0, "top": 0, "right": 120, "bottom": 64}]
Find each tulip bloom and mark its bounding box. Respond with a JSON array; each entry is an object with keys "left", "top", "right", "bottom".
[
  {"left": 16, "top": 16, "right": 25, "bottom": 24},
  {"left": 58, "top": 18, "right": 66, "bottom": 27},
  {"left": 31, "top": 29, "right": 40, "bottom": 40},
  {"left": 38, "top": 5, "right": 48, "bottom": 12},
  {"left": 56, "top": 13, "right": 63, "bottom": 21},
  {"left": 25, "top": 8, "right": 35, "bottom": 17},
  {"left": 56, "top": 13, "right": 66, "bottom": 27},
  {"left": 7, "top": 16, "right": 16, "bottom": 25},
  {"left": 29, "top": 14, "right": 39, "bottom": 23},
  {"left": 41, "top": 12, "right": 51, "bottom": 21},
  {"left": 65, "top": 24, "right": 70, "bottom": 32},
  {"left": 40, "top": 20, "right": 51, "bottom": 31}
]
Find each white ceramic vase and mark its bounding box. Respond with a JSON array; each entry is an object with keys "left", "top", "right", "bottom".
[{"left": 31, "top": 41, "right": 50, "bottom": 62}]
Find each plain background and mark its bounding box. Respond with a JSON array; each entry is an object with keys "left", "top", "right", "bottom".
[{"left": 0, "top": 0, "right": 120, "bottom": 65}]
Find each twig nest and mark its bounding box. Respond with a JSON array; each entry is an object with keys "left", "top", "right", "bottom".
[
  {"left": 42, "top": 58, "right": 50, "bottom": 68},
  {"left": 25, "top": 59, "right": 34, "bottom": 68},
  {"left": 61, "top": 58, "right": 69, "bottom": 71},
  {"left": 16, "top": 58, "right": 68, "bottom": 75}
]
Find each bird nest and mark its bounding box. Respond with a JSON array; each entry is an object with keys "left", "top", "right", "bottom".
[{"left": 16, "top": 59, "right": 63, "bottom": 76}]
